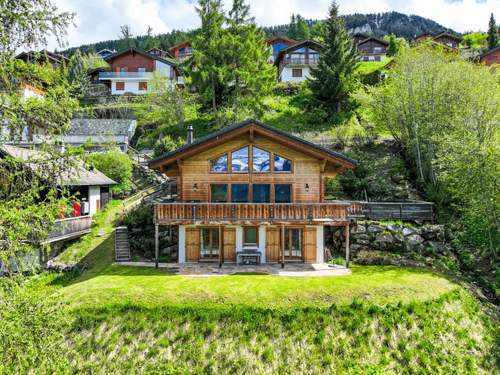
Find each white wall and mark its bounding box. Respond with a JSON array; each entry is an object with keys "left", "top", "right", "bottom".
[
  {"left": 111, "top": 80, "right": 144, "bottom": 95},
  {"left": 316, "top": 225, "right": 324, "bottom": 263},
  {"left": 280, "top": 66, "right": 312, "bottom": 83},
  {"left": 88, "top": 186, "right": 101, "bottom": 216},
  {"left": 178, "top": 225, "right": 186, "bottom": 263}
]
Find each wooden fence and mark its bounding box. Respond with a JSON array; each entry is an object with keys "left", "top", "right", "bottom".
[{"left": 44, "top": 216, "right": 92, "bottom": 244}]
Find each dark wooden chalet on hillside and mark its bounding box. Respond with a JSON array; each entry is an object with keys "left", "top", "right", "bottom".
[
  {"left": 148, "top": 119, "right": 359, "bottom": 267},
  {"left": 357, "top": 37, "right": 389, "bottom": 61},
  {"left": 480, "top": 46, "right": 500, "bottom": 66},
  {"left": 415, "top": 32, "right": 462, "bottom": 50}
]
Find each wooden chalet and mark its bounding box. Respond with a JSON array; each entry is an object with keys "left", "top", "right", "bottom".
[
  {"left": 274, "top": 40, "right": 324, "bottom": 83},
  {"left": 480, "top": 46, "right": 500, "bottom": 66},
  {"left": 357, "top": 37, "right": 389, "bottom": 62},
  {"left": 415, "top": 32, "right": 462, "bottom": 50},
  {"left": 148, "top": 119, "right": 358, "bottom": 267},
  {"left": 266, "top": 36, "right": 297, "bottom": 63},
  {"left": 168, "top": 41, "right": 193, "bottom": 60}
]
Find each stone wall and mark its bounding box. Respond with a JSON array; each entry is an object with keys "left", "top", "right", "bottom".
[{"left": 328, "top": 221, "right": 448, "bottom": 257}]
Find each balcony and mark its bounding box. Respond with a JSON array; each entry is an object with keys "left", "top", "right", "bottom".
[
  {"left": 154, "top": 202, "right": 363, "bottom": 226},
  {"left": 99, "top": 71, "right": 153, "bottom": 79},
  {"left": 284, "top": 56, "right": 320, "bottom": 66},
  {"left": 43, "top": 216, "right": 92, "bottom": 244}
]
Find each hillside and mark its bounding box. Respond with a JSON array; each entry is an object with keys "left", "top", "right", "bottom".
[{"left": 62, "top": 11, "right": 455, "bottom": 55}]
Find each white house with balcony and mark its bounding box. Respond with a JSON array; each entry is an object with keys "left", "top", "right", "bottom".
[
  {"left": 274, "top": 40, "right": 324, "bottom": 83},
  {"left": 98, "top": 48, "right": 179, "bottom": 95}
]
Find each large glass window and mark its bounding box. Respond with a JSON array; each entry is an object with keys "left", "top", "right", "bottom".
[
  {"left": 231, "top": 184, "right": 249, "bottom": 203},
  {"left": 253, "top": 184, "right": 270, "bottom": 203},
  {"left": 284, "top": 228, "right": 302, "bottom": 258},
  {"left": 275, "top": 184, "right": 292, "bottom": 203},
  {"left": 231, "top": 146, "right": 249, "bottom": 172},
  {"left": 243, "top": 227, "right": 258, "bottom": 245},
  {"left": 210, "top": 184, "right": 228, "bottom": 202},
  {"left": 274, "top": 154, "right": 292, "bottom": 172},
  {"left": 252, "top": 147, "right": 270, "bottom": 172},
  {"left": 201, "top": 228, "right": 219, "bottom": 258},
  {"left": 211, "top": 154, "right": 228, "bottom": 172}
]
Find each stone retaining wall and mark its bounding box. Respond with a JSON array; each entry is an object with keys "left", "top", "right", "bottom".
[{"left": 329, "top": 221, "right": 448, "bottom": 256}]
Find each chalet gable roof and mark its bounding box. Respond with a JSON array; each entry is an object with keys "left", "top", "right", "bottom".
[
  {"left": 480, "top": 45, "right": 500, "bottom": 59},
  {"left": 105, "top": 47, "right": 177, "bottom": 66},
  {"left": 148, "top": 119, "right": 356, "bottom": 170},
  {"left": 266, "top": 36, "right": 297, "bottom": 45},
  {"left": 357, "top": 37, "right": 389, "bottom": 47},
  {"left": 274, "top": 40, "right": 325, "bottom": 66}
]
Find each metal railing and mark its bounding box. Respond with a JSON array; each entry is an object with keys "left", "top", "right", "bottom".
[
  {"left": 284, "top": 56, "right": 320, "bottom": 65},
  {"left": 45, "top": 216, "right": 92, "bottom": 243},
  {"left": 99, "top": 71, "right": 153, "bottom": 79}
]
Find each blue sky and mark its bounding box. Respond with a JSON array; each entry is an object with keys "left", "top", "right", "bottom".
[{"left": 51, "top": 0, "right": 500, "bottom": 50}]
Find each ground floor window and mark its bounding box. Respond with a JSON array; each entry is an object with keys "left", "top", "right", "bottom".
[
  {"left": 138, "top": 81, "right": 148, "bottom": 91},
  {"left": 201, "top": 228, "right": 219, "bottom": 258},
  {"left": 275, "top": 184, "right": 292, "bottom": 203},
  {"left": 243, "top": 227, "right": 258, "bottom": 246},
  {"left": 284, "top": 228, "right": 302, "bottom": 258},
  {"left": 115, "top": 81, "right": 125, "bottom": 90},
  {"left": 292, "top": 68, "right": 302, "bottom": 77}
]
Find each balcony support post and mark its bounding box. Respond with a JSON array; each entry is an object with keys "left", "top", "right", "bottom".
[
  {"left": 344, "top": 223, "right": 350, "bottom": 269},
  {"left": 281, "top": 224, "right": 285, "bottom": 269},
  {"left": 155, "top": 223, "right": 159, "bottom": 268}
]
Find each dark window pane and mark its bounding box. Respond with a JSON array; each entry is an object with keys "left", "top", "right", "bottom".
[
  {"left": 274, "top": 155, "right": 292, "bottom": 172},
  {"left": 231, "top": 184, "right": 249, "bottom": 203},
  {"left": 211, "top": 155, "right": 228, "bottom": 172},
  {"left": 201, "top": 229, "right": 210, "bottom": 257},
  {"left": 244, "top": 227, "right": 258, "bottom": 245},
  {"left": 201, "top": 228, "right": 219, "bottom": 258},
  {"left": 275, "top": 184, "right": 291, "bottom": 203},
  {"left": 231, "top": 146, "right": 249, "bottom": 172},
  {"left": 285, "top": 228, "right": 302, "bottom": 257},
  {"left": 211, "top": 184, "right": 227, "bottom": 202},
  {"left": 252, "top": 184, "right": 270, "bottom": 203},
  {"left": 252, "top": 147, "right": 270, "bottom": 172}
]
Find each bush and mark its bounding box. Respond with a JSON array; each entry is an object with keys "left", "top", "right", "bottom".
[{"left": 87, "top": 149, "right": 133, "bottom": 195}]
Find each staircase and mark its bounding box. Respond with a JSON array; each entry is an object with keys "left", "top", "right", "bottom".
[{"left": 115, "top": 226, "right": 131, "bottom": 261}]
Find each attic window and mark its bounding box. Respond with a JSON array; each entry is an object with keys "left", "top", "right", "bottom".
[
  {"left": 210, "top": 154, "right": 228, "bottom": 172},
  {"left": 231, "top": 146, "right": 249, "bottom": 172},
  {"left": 252, "top": 147, "right": 270, "bottom": 172},
  {"left": 274, "top": 154, "right": 292, "bottom": 172}
]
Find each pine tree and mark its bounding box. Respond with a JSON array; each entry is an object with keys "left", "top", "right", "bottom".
[
  {"left": 309, "top": 1, "right": 358, "bottom": 113},
  {"left": 119, "top": 25, "right": 134, "bottom": 49},
  {"left": 295, "top": 15, "right": 310, "bottom": 40},
  {"left": 487, "top": 13, "right": 498, "bottom": 49},
  {"left": 67, "top": 49, "right": 89, "bottom": 97},
  {"left": 225, "top": 0, "right": 274, "bottom": 122},
  {"left": 387, "top": 34, "right": 398, "bottom": 56},
  {"left": 288, "top": 14, "right": 297, "bottom": 39}
]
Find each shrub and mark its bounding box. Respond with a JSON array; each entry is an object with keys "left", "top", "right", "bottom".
[{"left": 87, "top": 148, "right": 133, "bottom": 194}]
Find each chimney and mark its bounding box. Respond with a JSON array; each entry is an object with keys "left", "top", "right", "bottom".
[{"left": 186, "top": 124, "right": 194, "bottom": 144}]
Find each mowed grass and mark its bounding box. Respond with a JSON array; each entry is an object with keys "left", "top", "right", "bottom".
[{"left": 60, "top": 264, "right": 457, "bottom": 309}]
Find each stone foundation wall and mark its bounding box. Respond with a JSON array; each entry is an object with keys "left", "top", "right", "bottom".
[{"left": 328, "top": 221, "right": 448, "bottom": 257}]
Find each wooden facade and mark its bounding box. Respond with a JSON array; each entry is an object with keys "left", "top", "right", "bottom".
[{"left": 149, "top": 119, "right": 356, "bottom": 265}]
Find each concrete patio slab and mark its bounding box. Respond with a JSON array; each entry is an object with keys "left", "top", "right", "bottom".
[{"left": 113, "top": 261, "right": 351, "bottom": 277}]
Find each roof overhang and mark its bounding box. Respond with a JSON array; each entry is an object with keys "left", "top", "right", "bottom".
[{"left": 148, "top": 119, "right": 356, "bottom": 173}]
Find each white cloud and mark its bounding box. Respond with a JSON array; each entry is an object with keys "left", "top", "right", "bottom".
[{"left": 48, "top": 0, "right": 500, "bottom": 50}]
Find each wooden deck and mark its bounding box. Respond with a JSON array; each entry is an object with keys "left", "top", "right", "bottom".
[
  {"left": 43, "top": 216, "right": 92, "bottom": 244},
  {"left": 154, "top": 202, "right": 362, "bottom": 225}
]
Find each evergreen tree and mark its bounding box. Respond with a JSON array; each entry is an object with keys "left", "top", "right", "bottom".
[
  {"left": 309, "top": 1, "right": 358, "bottom": 113},
  {"left": 295, "top": 15, "right": 310, "bottom": 40},
  {"left": 67, "top": 48, "right": 89, "bottom": 97},
  {"left": 487, "top": 13, "right": 498, "bottom": 49},
  {"left": 288, "top": 14, "right": 297, "bottom": 40},
  {"left": 387, "top": 34, "right": 399, "bottom": 56}
]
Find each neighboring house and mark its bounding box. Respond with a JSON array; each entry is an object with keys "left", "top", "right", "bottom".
[
  {"left": 479, "top": 46, "right": 500, "bottom": 66},
  {"left": 415, "top": 32, "right": 462, "bottom": 50},
  {"left": 274, "top": 40, "right": 324, "bottom": 83},
  {"left": 96, "top": 48, "right": 116, "bottom": 59},
  {"left": 148, "top": 119, "right": 356, "bottom": 266},
  {"left": 16, "top": 50, "right": 68, "bottom": 68},
  {"left": 168, "top": 41, "right": 193, "bottom": 61},
  {"left": 266, "top": 36, "right": 297, "bottom": 63},
  {"left": 0, "top": 144, "right": 116, "bottom": 216},
  {"left": 98, "top": 47, "right": 178, "bottom": 95},
  {"left": 148, "top": 47, "right": 173, "bottom": 59},
  {"left": 357, "top": 37, "right": 389, "bottom": 61},
  {"left": 352, "top": 33, "right": 369, "bottom": 46}
]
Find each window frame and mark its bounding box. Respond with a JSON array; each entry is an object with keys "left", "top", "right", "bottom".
[
  {"left": 273, "top": 153, "right": 293, "bottom": 173},
  {"left": 210, "top": 152, "right": 229, "bottom": 173},
  {"left": 292, "top": 68, "right": 303, "bottom": 77},
  {"left": 115, "top": 81, "right": 125, "bottom": 91},
  {"left": 231, "top": 183, "right": 249, "bottom": 203},
  {"left": 283, "top": 227, "right": 303, "bottom": 259},
  {"left": 231, "top": 146, "right": 250, "bottom": 173},
  {"left": 252, "top": 183, "right": 271, "bottom": 203},
  {"left": 138, "top": 81, "right": 148, "bottom": 91},
  {"left": 210, "top": 184, "right": 228, "bottom": 202},
  {"left": 200, "top": 227, "right": 220, "bottom": 259},
  {"left": 251, "top": 145, "right": 271, "bottom": 173},
  {"left": 274, "top": 184, "right": 293, "bottom": 203},
  {"left": 243, "top": 226, "right": 259, "bottom": 246}
]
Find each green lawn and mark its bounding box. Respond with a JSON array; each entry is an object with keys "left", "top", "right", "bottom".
[{"left": 60, "top": 264, "right": 457, "bottom": 309}]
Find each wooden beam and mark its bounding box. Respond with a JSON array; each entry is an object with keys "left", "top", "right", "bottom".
[
  {"left": 320, "top": 159, "right": 327, "bottom": 173},
  {"left": 218, "top": 225, "right": 223, "bottom": 268},
  {"left": 345, "top": 223, "right": 350, "bottom": 268},
  {"left": 249, "top": 128, "right": 254, "bottom": 142},
  {"left": 155, "top": 223, "right": 159, "bottom": 268}
]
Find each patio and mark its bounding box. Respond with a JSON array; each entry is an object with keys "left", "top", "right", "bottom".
[{"left": 112, "top": 261, "right": 351, "bottom": 277}]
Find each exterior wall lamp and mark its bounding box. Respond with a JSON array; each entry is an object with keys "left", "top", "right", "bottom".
[
  {"left": 305, "top": 183, "right": 310, "bottom": 192},
  {"left": 193, "top": 183, "right": 198, "bottom": 192}
]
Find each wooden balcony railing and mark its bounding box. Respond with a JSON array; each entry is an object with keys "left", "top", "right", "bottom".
[
  {"left": 43, "top": 215, "right": 92, "bottom": 244},
  {"left": 154, "top": 202, "right": 359, "bottom": 225}
]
